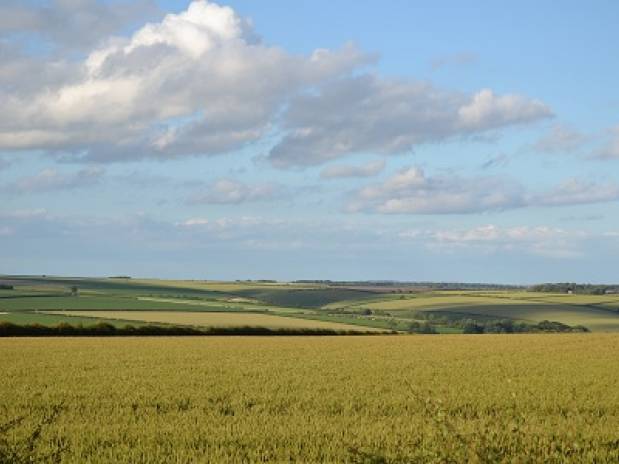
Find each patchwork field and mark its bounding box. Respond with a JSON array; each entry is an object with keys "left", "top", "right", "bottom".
[
  {"left": 1, "top": 335, "right": 618, "bottom": 462},
  {"left": 2, "top": 276, "right": 619, "bottom": 332},
  {"left": 422, "top": 304, "right": 619, "bottom": 332},
  {"left": 44, "top": 311, "right": 384, "bottom": 332}
]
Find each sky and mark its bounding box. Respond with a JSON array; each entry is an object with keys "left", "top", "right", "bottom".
[{"left": 1, "top": 0, "right": 618, "bottom": 283}]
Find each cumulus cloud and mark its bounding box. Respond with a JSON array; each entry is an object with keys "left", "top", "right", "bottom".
[
  {"left": 347, "top": 166, "right": 525, "bottom": 214},
  {"left": 457, "top": 89, "right": 551, "bottom": 131},
  {"left": 347, "top": 165, "right": 619, "bottom": 214},
  {"left": 0, "top": 1, "right": 553, "bottom": 168},
  {"left": 188, "top": 178, "right": 282, "bottom": 204},
  {"left": 532, "top": 124, "right": 586, "bottom": 154},
  {"left": 0, "top": 1, "right": 369, "bottom": 161},
  {"left": 320, "top": 159, "right": 385, "bottom": 179},
  {"left": 5, "top": 167, "right": 104, "bottom": 193},
  {"left": 269, "top": 76, "right": 551, "bottom": 167}
]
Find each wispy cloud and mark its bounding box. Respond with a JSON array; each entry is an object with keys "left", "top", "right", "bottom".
[
  {"left": 187, "top": 179, "right": 283, "bottom": 205},
  {"left": 399, "top": 224, "right": 587, "bottom": 258},
  {"left": 532, "top": 124, "right": 586, "bottom": 154},
  {"left": 591, "top": 126, "right": 619, "bottom": 160},
  {"left": 430, "top": 52, "right": 478, "bottom": 71},
  {"left": 320, "top": 159, "right": 385, "bottom": 179},
  {"left": 4, "top": 167, "right": 104, "bottom": 194},
  {"left": 480, "top": 153, "right": 510, "bottom": 170}
]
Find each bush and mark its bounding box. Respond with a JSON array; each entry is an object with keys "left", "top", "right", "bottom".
[
  {"left": 454, "top": 318, "right": 589, "bottom": 334},
  {"left": 407, "top": 321, "right": 438, "bottom": 334},
  {"left": 461, "top": 320, "right": 484, "bottom": 334}
]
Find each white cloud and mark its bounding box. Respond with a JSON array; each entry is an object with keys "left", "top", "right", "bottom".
[
  {"left": 3, "top": 208, "right": 618, "bottom": 279},
  {"left": 430, "top": 52, "right": 477, "bottom": 70},
  {"left": 0, "top": 1, "right": 368, "bottom": 161},
  {"left": 180, "top": 218, "right": 210, "bottom": 226},
  {"left": 188, "top": 178, "right": 282, "bottom": 204},
  {"left": 535, "top": 178, "right": 619, "bottom": 206},
  {"left": 532, "top": 124, "right": 586, "bottom": 154},
  {"left": 399, "top": 224, "right": 586, "bottom": 258},
  {"left": 0, "top": 0, "right": 159, "bottom": 52},
  {"left": 320, "top": 159, "right": 385, "bottom": 179},
  {"left": 1, "top": 209, "right": 49, "bottom": 220},
  {"left": 347, "top": 165, "right": 619, "bottom": 214},
  {"left": 457, "top": 89, "right": 552, "bottom": 131},
  {"left": 347, "top": 166, "right": 525, "bottom": 214},
  {"left": 5, "top": 167, "right": 104, "bottom": 193},
  {"left": 593, "top": 126, "right": 619, "bottom": 160},
  {"left": 269, "top": 76, "right": 551, "bottom": 167},
  {"left": 0, "top": 1, "right": 552, "bottom": 168}
]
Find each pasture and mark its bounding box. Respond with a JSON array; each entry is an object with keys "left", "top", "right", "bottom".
[{"left": 1, "top": 335, "right": 618, "bottom": 462}]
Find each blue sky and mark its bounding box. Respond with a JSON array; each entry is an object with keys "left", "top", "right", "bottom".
[{"left": 1, "top": 0, "right": 618, "bottom": 283}]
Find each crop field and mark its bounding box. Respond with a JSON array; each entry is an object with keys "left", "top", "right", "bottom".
[
  {"left": 3, "top": 276, "right": 619, "bottom": 332},
  {"left": 1, "top": 335, "right": 619, "bottom": 462},
  {"left": 43, "top": 311, "right": 384, "bottom": 332}
]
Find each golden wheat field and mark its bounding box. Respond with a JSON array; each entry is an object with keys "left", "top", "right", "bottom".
[{"left": 2, "top": 335, "right": 619, "bottom": 463}]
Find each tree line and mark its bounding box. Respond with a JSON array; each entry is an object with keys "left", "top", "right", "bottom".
[
  {"left": 0, "top": 322, "right": 385, "bottom": 337},
  {"left": 530, "top": 283, "right": 619, "bottom": 294},
  {"left": 456, "top": 319, "right": 589, "bottom": 334}
]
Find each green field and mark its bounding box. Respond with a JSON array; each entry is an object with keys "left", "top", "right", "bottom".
[
  {"left": 0, "top": 296, "right": 210, "bottom": 311},
  {"left": 44, "top": 311, "right": 384, "bottom": 332},
  {"left": 2, "top": 276, "right": 619, "bottom": 332},
  {"left": 234, "top": 287, "right": 378, "bottom": 308},
  {"left": 0, "top": 312, "right": 148, "bottom": 328},
  {"left": 1, "top": 335, "right": 618, "bottom": 462}
]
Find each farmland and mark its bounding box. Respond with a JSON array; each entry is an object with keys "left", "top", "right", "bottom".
[
  {"left": 3, "top": 276, "right": 619, "bottom": 462},
  {"left": 1, "top": 335, "right": 619, "bottom": 462},
  {"left": 43, "top": 310, "right": 384, "bottom": 332},
  {"left": 2, "top": 276, "right": 619, "bottom": 332}
]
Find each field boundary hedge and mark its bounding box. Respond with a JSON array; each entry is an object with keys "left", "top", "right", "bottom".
[{"left": 0, "top": 321, "right": 388, "bottom": 337}]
